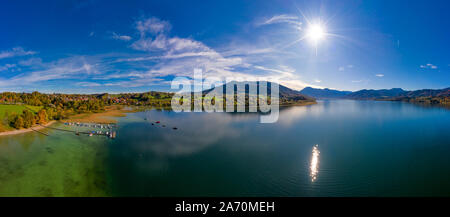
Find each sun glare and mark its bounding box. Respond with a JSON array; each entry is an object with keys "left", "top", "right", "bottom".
[{"left": 306, "top": 23, "right": 326, "bottom": 44}]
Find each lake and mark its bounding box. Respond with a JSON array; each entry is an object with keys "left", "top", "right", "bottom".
[{"left": 1, "top": 100, "right": 449, "bottom": 196}]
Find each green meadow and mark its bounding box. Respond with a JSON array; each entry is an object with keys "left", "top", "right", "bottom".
[
  {"left": 0, "top": 104, "right": 42, "bottom": 118},
  {"left": 0, "top": 105, "right": 43, "bottom": 131}
]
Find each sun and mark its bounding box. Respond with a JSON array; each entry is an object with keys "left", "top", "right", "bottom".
[{"left": 305, "top": 23, "right": 326, "bottom": 44}]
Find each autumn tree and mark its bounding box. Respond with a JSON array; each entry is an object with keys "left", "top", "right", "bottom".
[
  {"left": 22, "top": 110, "right": 35, "bottom": 128},
  {"left": 37, "top": 109, "right": 48, "bottom": 124},
  {"left": 14, "top": 116, "right": 24, "bottom": 129}
]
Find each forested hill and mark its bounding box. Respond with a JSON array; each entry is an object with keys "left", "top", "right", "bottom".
[{"left": 202, "top": 81, "right": 316, "bottom": 103}]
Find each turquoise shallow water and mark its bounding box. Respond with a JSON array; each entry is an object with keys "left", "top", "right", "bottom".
[
  {"left": 0, "top": 100, "right": 449, "bottom": 196},
  {"left": 0, "top": 123, "right": 110, "bottom": 196}
]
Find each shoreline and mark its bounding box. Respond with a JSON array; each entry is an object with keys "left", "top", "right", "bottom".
[
  {"left": 0, "top": 106, "right": 129, "bottom": 137},
  {"left": 0, "top": 120, "right": 56, "bottom": 137}
]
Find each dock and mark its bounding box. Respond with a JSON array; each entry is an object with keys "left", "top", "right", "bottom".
[
  {"left": 38, "top": 123, "right": 116, "bottom": 139},
  {"left": 31, "top": 128, "right": 50, "bottom": 136}
]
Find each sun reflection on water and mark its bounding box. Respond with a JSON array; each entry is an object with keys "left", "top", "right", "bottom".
[{"left": 310, "top": 144, "right": 320, "bottom": 182}]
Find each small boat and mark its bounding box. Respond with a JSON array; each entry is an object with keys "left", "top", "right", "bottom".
[
  {"left": 156, "top": 121, "right": 160, "bottom": 124},
  {"left": 172, "top": 127, "right": 178, "bottom": 130},
  {"left": 162, "top": 125, "right": 166, "bottom": 127},
  {"left": 151, "top": 123, "right": 154, "bottom": 125}
]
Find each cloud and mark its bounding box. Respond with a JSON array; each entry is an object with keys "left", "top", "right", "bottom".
[
  {"left": 112, "top": 32, "right": 132, "bottom": 41},
  {"left": 0, "top": 47, "right": 36, "bottom": 59},
  {"left": 351, "top": 79, "right": 370, "bottom": 84},
  {"left": 131, "top": 23, "right": 210, "bottom": 54},
  {"left": 420, "top": 63, "right": 437, "bottom": 69},
  {"left": 314, "top": 79, "right": 321, "bottom": 83},
  {"left": 339, "top": 65, "right": 354, "bottom": 71},
  {"left": 2, "top": 56, "right": 100, "bottom": 87},
  {"left": 375, "top": 74, "right": 384, "bottom": 77},
  {"left": 136, "top": 17, "right": 171, "bottom": 36},
  {"left": 104, "top": 78, "right": 165, "bottom": 88},
  {"left": 76, "top": 82, "right": 101, "bottom": 87},
  {"left": 120, "top": 16, "right": 316, "bottom": 90},
  {"left": 0, "top": 64, "right": 16, "bottom": 71},
  {"left": 260, "top": 14, "right": 302, "bottom": 29},
  {"left": 18, "top": 57, "right": 43, "bottom": 66}
]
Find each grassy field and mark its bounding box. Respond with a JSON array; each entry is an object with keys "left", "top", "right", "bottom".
[
  {"left": 0, "top": 104, "right": 42, "bottom": 118},
  {"left": 0, "top": 104, "right": 43, "bottom": 132}
]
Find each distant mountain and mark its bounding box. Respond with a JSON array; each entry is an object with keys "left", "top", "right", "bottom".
[
  {"left": 300, "top": 87, "right": 352, "bottom": 99},
  {"left": 203, "top": 83, "right": 449, "bottom": 106},
  {"left": 300, "top": 86, "right": 449, "bottom": 105},
  {"left": 346, "top": 88, "right": 407, "bottom": 99},
  {"left": 386, "top": 88, "right": 450, "bottom": 105},
  {"left": 404, "top": 88, "right": 450, "bottom": 97},
  {"left": 345, "top": 87, "right": 450, "bottom": 100},
  {"left": 203, "top": 81, "right": 316, "bottom": 104},
  {"left": 341, "top": 87, "right": 449, "bottom": 105}
]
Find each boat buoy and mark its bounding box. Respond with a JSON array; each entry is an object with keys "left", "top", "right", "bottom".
[
  {"left": 172, "top": 127, "right": 178, "bottom": 130},
  {"left": 156, "top": 121, "right": 160, "bottom": 124}
]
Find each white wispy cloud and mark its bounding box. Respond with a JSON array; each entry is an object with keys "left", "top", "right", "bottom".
[
  {"left": 0, "top": 47, "right": 36, "bottom": 59},
  {"left": 136, "top": 17, "right": 171, "bottom": 36},
  {"left": 2, "top": 56, "right": 100, "bottom": 87},
  {"left": 0, "top": 64, "right": 16, "bottom": 71},
  {"left": 420, "top": 63, "right": 437, "bottom": 69},
  {"left": 76, "top": 82, "right": 102, "bottom": 87},
  {"left": 375, "top": 74, "right": 384, "bottom": 77},
  {"left": 18, "top": 57, "right": 43, "bottom": 66},
  {"left": 112, "top": 32, "right": 132, "bottom": 41},
  {"left": 339, "top": 65, "right": 354, "bottom": 71},
  {"left": 260, "top": 14, "right": 302, "bottom": 29},
  {"left": 351, "top": 79, "right": 369, "bottom": 84}
]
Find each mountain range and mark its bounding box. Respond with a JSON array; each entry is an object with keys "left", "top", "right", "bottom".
[
  {"left": 299, "top": 87, "right": 450, "bottom": 105},
  {"left": 201, "top": 82, "right": 449, "bottom": 105},
  {"left": 300, "top": 87, "right": 352, "bottom": 99}
]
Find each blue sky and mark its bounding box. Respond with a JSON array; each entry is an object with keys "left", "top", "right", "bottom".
[{"left": 0, "top": 0, "right": 449, "bottom": 93}]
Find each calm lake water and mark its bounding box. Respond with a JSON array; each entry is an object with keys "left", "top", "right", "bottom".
[{"left": 1, "top": 100, "right": 450, "bottom": 196}]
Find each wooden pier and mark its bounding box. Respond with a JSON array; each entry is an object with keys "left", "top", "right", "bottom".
[{"left": 31, "top": 128, "right": 50, "bottom": 136}]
